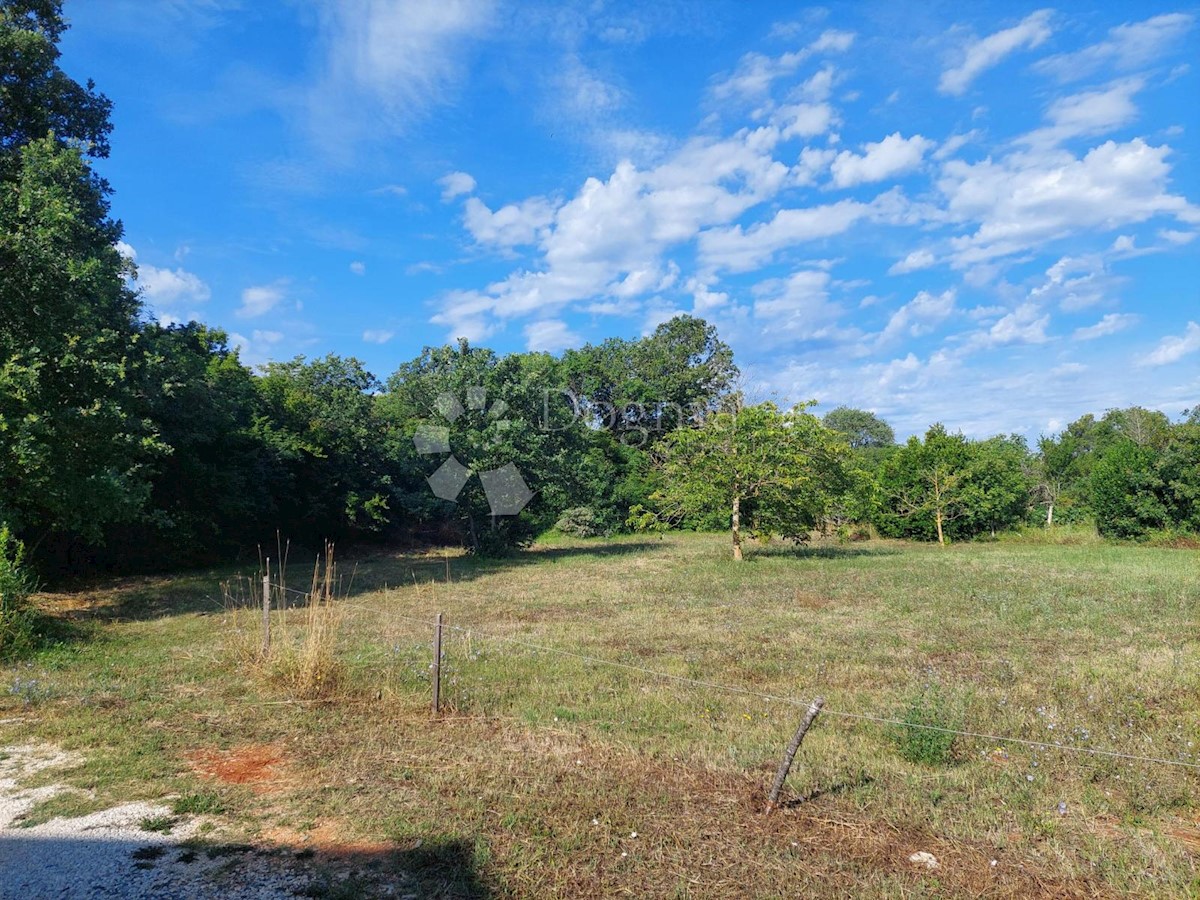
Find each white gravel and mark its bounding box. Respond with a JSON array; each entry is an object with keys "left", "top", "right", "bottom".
[{"left": 0, "top": 742, "right": 315, "bottom": 899}]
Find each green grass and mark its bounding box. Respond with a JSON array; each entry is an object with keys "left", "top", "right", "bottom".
[{"left": 2, "top": 533, "right": 1198, "bottom": 897}]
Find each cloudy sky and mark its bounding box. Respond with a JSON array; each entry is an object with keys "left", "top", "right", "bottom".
[{"left": 62, "top": 1, "right": 1198, "bottom": 437}]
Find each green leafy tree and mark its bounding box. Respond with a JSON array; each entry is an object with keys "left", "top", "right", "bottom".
[
  {"left": 876, "top": 425, "right": 973, "bottom": 545},
  {"left": 637, "top": 402, "right": 851, "bottom": 560},
  {"left": 1088, "top": 439, "right": 1167, "bottom": 539},
  {"left": 0, "top": 135, "right": 161, "bottom": 553},
  {"left": 822, "top": 406, "right": 895, "bottom": 450},
  {"left": 253, "top": 355, "right": 393, "bottom": 545},
  {"left": 1157, "top": 413, "right": 1200, "bottom": 532},
  {"left": 381, "top": 341, "right": 591, "bottom": 553},
  {"left": 561, "top": 315, "right": 738, "bottom": 445},
  {"left": 0, "top": 1, "right": 162, "bottom": 568},
  {"left": 0, "top": 1, "right": 112, "bottom": 167},
  {"left": 960, "top": 435, "right": 1032, "bottom": 537},
  {"left": 103, "top": 324, "right": 274, "bottom": 566}
]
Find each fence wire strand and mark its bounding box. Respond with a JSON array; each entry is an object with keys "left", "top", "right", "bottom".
[{"left": 264, "top": 581, "right": 1200, "bottom": 773}]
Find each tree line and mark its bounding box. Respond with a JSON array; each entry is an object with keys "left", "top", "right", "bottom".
[{"left": 2, "top": 2, "right": 1197, "bottom": 584}]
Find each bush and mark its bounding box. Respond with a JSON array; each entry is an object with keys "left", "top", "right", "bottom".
[
  {"left": 0, "top": 527, "right": 38, "bottom": 661},
  {"left": 893, "top": 685, "right": 961, "bottom": 766},
  {"left": 554, "top": 506, "right": 610, "bottom": 538}
]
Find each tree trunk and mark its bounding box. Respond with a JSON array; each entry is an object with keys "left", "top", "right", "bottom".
[
  {"left": 1046, "top": 502, "right": 1054, "bottom": 528},
  {"left": 467, "top": 511, "right": 479, "bottom": 554},
  {"left": 732, "top": 494, "right": 743, "bottom": 561},
  {"left": 932, "top": 469, "right": 945, "bottom": 546}
]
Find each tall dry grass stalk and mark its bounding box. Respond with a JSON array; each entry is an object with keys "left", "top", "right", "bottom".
[{"left": 223, "top": 540, "right": 346, "bottom": 700}]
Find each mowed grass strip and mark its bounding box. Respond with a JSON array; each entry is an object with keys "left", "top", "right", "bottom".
[{"left": 2, "top": 533, "right": 1197, "bottom": 897}]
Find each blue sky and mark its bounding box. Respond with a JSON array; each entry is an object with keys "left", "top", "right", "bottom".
[{"left": 60, "top": 1, "right": 1199, "bottom": 438}]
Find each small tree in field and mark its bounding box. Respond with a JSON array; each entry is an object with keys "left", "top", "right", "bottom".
[
  {"left": 877, "top": 424, "right": 972, "bottom": 545},
  {"left": 636, "top": 402, "right": 851, "bottom": 560}
]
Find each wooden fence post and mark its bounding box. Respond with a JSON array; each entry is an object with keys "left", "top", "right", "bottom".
[
  {"left": 432, "top": 612, "right": 444, "bottom": 716},
  {"left": 766, "top": 697, "right": 824, "bottom": 813},
  {"left": 261, "top": 559, "right": 271, "bottom": 659}
]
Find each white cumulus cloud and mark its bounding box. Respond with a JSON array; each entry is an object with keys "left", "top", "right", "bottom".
[
  {"left": 1073, "top": 312, "right": 1139, "bottom": 341},
  {"left": 236, "top": 282, "right": 287, "bottom": 318},
  {"left": 710, "top": 29, "right": 854, "bottom": 101},
  {"left": 1034, "top": 13, "right": 1194, "bottom": 83},
  {"left": 464, "top": 195, "right": 557, "bottom": 250},
  {"left": 439, "top": 171, "right": 477, "bottom": 201},
  {"left": 524, "top": 319, "right": 581, "bottom": 353},
  {"left": 1139, "top": 321, "right": 1200, "bottom": 366},
  {"left": 830, "top": 133, "right": 934, "bottom": 188},
  {"left": 888, "top": 248, "right": 937, "bottom": 275},
  {"left": 940, "top": 138, "right": 1200, "bottom": 266},
  {"left": 878, "top": 289, "right": 956, "bottom": 343},
  {"left": 939, "top": 10, "right": 1053, "bottom": 96}
]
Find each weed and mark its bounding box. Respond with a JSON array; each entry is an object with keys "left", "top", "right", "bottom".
[
  {"left": 139, "top": 814, "right": 179, "bottom": 834},
  {"left": 0, "top": 527, "right": 38, "bottom": 661},
  {"left": 893, "top": 684, "right": 962, "bottom": 766},
  {"left": 172, "top": 791, "right": 225, "bottom": 816}
]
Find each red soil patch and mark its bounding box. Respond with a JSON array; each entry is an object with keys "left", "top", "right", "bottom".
[{"left": 186, "top": 743, "right": 289, "bottom": 793}]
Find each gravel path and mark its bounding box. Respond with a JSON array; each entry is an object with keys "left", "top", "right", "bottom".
[{"left": 0, "top": 743, "right": 315, "bottom": 899}]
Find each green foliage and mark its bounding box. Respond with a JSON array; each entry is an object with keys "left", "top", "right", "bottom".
[
  {"left": 0, "top": 525, "right": 37, "bottom": 660},
  {"left": 381, "top": 341, "right": 586, "bottom": 553},
  {"left": 1089, "top": 440, "right": 1168, "bottom": 539},
  {"left": 0, "top": 0, "right": 113, "bottom": 165},
  {"left": 0, "top": 134, "right": 161, "bottom": 551},
  {"left": 561, "top": 314, "right": 738, "bottom": 444},
  {"left": 822, "top": 406, "right": 895, "bottom": 449},
  {"left": 642, "top": 402, "right": 852, "bottom": 558},
  {"left": 876, "top": 427, "right": 1031, "bottom": 542},
  {"left": 255, "top": 354, "right": 394, "bottom": 544},
  {"left": 1156, "top": 419, "right": 1200, "bottom": 532},
  {"left": 554, "top": 507, "right": 611, "bottom": 538},
  {"left": 893, "top": 685, "right": 960, "bottom": 766},
  {"left": 0, "top": 6, "right": 162, "bottom": 567},
  {"left": 875, "top": 425, "right": 972, "bottom": 543},
  {"left": 960, "top": 435, "right": 1032, "bottom": 537}
]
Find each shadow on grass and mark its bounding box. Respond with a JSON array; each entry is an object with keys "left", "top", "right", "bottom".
[
  {"left": 0, "top": 832, "right": 494, "bottom": 899},
  {"left": 28, "top": 534, "right": 900, "bottom": 644},
  {"left": 28, "top": 539, "right": 663, "bottom": 633},
  {"left": 342, "top": 539, "right": 661, "bottom": 595},
  {"left": 1, "top": 608, "right": 94, "bottom": 666},
  {"left": 782, "top": 772, "right": 875, "bottom": 808},
  {"left": 744, "top": 543, "right": 901, "bottom": 561}
]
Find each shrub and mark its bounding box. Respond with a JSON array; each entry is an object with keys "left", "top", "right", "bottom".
[
  {"left": 0, "top": 527, "right": 38, "bottom": 661},
  {"left": 893, "top": 685, "right": 961, "bottom": 766},
  {"left": 554, "top": 506, "right": 610, "bottom": 538}
]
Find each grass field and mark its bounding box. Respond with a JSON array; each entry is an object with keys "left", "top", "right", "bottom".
[{"left": 2, "top": 533, "right": 1198, "bottom": 897}]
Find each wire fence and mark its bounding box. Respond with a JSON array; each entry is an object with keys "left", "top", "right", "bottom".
[{"left": 255, "top": 578, "right": 1200, "bottom": 775}]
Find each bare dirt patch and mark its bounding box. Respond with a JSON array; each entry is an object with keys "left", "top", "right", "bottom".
[{"left": 186, "top": 744, "right": 289, "bottom": 793}]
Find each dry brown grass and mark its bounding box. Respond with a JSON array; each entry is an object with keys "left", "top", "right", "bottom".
[{"left": 4, "top": 533, "right": 1198, "bottom": 897}]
